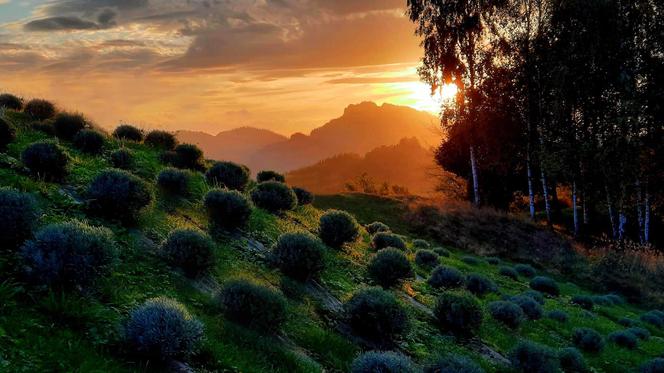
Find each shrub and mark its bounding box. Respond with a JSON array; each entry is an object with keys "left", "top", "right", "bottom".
[
  {"left": 522, "top": 290, "right": 545, "bottom": 304},
  {"left": 640, "top": 358, "right": 664, "bottom": 373},
  {"left": 424, "top": 354, "right": 485, "bottom": 373},
  {"left": 412, "top": 239, "right": 430, "bottom": 249},
  {"left": 24, "top": 99, "right": 56, "bottom": 120},
  {"left": 465, "top": 273, "right": 497, "bottom": 296},
  {"left": 558, "top": 347, "right": 587, "bottom": 373},
  {"left": 433, "top": 293, "right": 483, "bottom": 337},
  {"left": 415, "top": 249, "right": 439, "bottom": 268},
  {"left": 608, "top": 330, "right": 638, "bottom": 349},
  {"left": 510, "top": 295, "right": 543, "bottom": 320},
  {"left": 499, "top": 266, "right": 518, "bottom": 280},
  {"left": 73, "top": 129, "right": 105, "bottom": 154},
  {"left": 0, "top": 187, "right": 38, "bottom": 249},
  {"left": 31, "top": 120, "right": 55, "bottom": 135},
  {"left": 256, "top": 170, "right": 285, "bottom": 183},
  {"left": 345, "top": 288, "right": 409, "bottom": 344},
  {"left": 206, "top": 161, "right": 250, "bottom": 191},
  {"left": 372, "top": 232, "right": 406, "bottom": 251},
  {"left": 617, "top": 317, "right": 636, "bottom": 327},
  {"left": 250, "top": 181, "right": 297, "bottom": 213},
  {"left": 640, "top": 311, "right": 664, "bottom": 328},
  {"left": 145, "top": 130, "right": 176, "bottom": 150},
  {"left": 509, "top": 340, "right": 559, "bottom": 373},
  {"left": 627, "top": 327, "right": 650, "bottom": 340},
  {"left": 292, "top": 187, "right": 314, "bottom": 205},
  {"left": 571, "top": 295, "right": 594, "bottom": 310},
  {"left": 272, "top": 232, "right": 324, "bottom": 281},
  {"left": 572, "top": 327, "right": 604, "bottom": 353},
  {"left": 515, "top": 264, "right": 536, "bottom": 278},
  {"left": 20, "top": 220, "right": 118, "bottom": 290},
  {"left": 433, "top": 247, "right": 450, "bottom": 257},
  {"left": 86, "top": 169, "right": 152, "bottom": 224},
  {"left": 461, "top": 255, "right": 480, "bottom": 265},
  {"left": 157, "top": 168, "right": 189, "bottom": 196},
  {"left": 112, "top": 124, "right": 143, "bottom": 142},
  {"left": 594, "top": 294, "right": 623, "bottom": 306},
  {"left": 366, "top": 221, "right": 390, "bottom": 234},
  {"left": 218, "top": 279, "right": 286, "bottom": 333},
  {"left": 489, "top": 301, "right": 524, "bottom": 329},
  {"left": 486, "top": 257, "right": 500, "bottom": 265},
  {"left": 318, "top": 209, "right": 359, "bottom": 248},
  {"left": 21, "top": 140, "right": 69, "bottom": 181},
  {"left": 367, "top": 248, "right": 413, "bottom": 288},
  {"left": 351, "top": 351, "right": 416, "bottom": 373},
  {"left": 0, "top": 93, "right": 22, "bottom": 110},
  {"left": 53, "top": 112, "right": 88, "bottom": 140},
  {"left": 110, "top": 148, "right": 133, "bottom": 169},
  {"left": 530, "top": 276, "right": 559, "bottom": 296},
  {"left": 160, "top": 229, "right": 215, "bottom": 278},
  {"left": 124, "top": 297, "right": 203, "bottom": 361},
  {"left": 546, "top": 310, "right": 568, "bottom": 322},
  {"left": 173, "top": 144, "right": 205, "bottom": 170},
  {"left": 0, "top": 118, "right": 15, "bottom": 151},
  {"left": 204, "top": 189, "right": 251, "bottom": 231},
  {"left": 428, "top": 266, "right": 464, "bottom": 289}
]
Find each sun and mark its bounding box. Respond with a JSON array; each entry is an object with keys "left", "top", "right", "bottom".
[{"left": 390, "top": 81, "right": 458, "bottom": 114}]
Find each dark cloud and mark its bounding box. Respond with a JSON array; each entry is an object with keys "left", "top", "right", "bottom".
[
  {"left": 311, "top": 0, "right": 405, "bottom": 14},
  {"left": 24, "top": 16, "right": 101, "bottom": 31}
]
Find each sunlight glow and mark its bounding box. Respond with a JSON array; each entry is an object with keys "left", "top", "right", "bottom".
[{"left": 386, "top": 81, "right": 458, "bottom": 114}]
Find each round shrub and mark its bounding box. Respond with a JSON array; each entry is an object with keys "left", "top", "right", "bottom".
[
  {"left": 461, "top": 256, "right": 480, "bottom": 265},
  {"left": 160, "top": 229, "right": 215, "bottom": 278},
  {"left": 145, "top": 130, "right": 176, "bottom": 150},
  {"left": 31, "top": 120, "right": 55, "bottom": 135},
  {"left": 415, "top": 249, "right": 439, "bottom": 268},
  {"left": 489, "top": 301, "right": 524, "bottom": 329},
  {"left": 318, "top": 209, "right": 359, "bottom": 248},
  {"left": 640, "top": 358, "right": 664, "bottom": 373},
  {"left": 112, "top": 124, "right": 143, "bottom": 142},
  {"left": 433, "top": 247, "right": 450, "bottom": 257},
  {"left": 250, "top": 181, "right": 297, "bottom": 213},
  {"left": 173, "top": 144, "right": 204, "bottom": 170},
  {"left": 0, "top": 93, "right": 23, "bottom": 110},
  {"left": 124, "top": 297, "right": 203, "bottom": 361},
  {"left": 204, "top": 189, "right": 251, "bottom": 231},
  {"left": 157, "top": 168, "right": 189, "bottom": 196},
  {"left": 424, "top": 354, "right": 485, "bottom": 373},
  {"left": 465, "top": 273, "right": 497, "bottom": 296},
  {"left": 640, "top": 311, "right": 664, "bottom": 328},
  {"left": 530, "top": 276, "right": 559, "bottom": 296},
  {"left": 20, "top": 220, "right": 118, "bottom": 290},
  {"left": 412, "top": 239, "right": 430, "bottom": 249},
  {"left": 206, "top": 161, "right": 250, "bottom": 191},
  {"left": 257, "top": 170, "right": 285, "bottom": 183},
  {"left": 0, "top": 118, "right": 16, "bottom": 151},
  {"left": 351, "top": 351, "right": 416, "bottom": 373},
  {"left": 515, "top": 264, "right": 536, "bottom": 278},
  {"left": 433, "top": 293, "right": 483, "bottom": 337},
  {"left": 522, "top": 290, "right": 545, "bottom": 304},
  {"left": 24, "top": 99, "right": 56, "bottom": 120},
  {"left": 110, "top": 148, "right": 134, "bottom": 169},
  {"left": 428, "top": 265, "right": 464, "bottom": 289},
  {"left": 571, "top": 295, "right": 594, "bottom": 310},
  {"left": 509, "top": 340, "right": 559, "bottom": 373},
  {"left": 627, "top": 327, "right": 650, "bottom": 340},
  {"left": 218, "top": 279, "right": 287, "bottom": 333},
  {"left": 486, "top": 257, "right": 500, "bottom": 265},
  {"left": 21, "top": 140, "right": 69, "bottom": 181},
  {"left": 73, "top": 129, "right": 105, "bottom": 154},
  {"left": 372, "top": 232, "right": 406, "bottom": 251},
  {"left": 0, "top": 187, "right": 38, "bottom": 249},
  {"left": 572, "top": 327, "right": 604, "bottom": 353},
  {"left": 499, "top": 266, "right": 518, "bottom": 280},
  {"left": 345, "top": 288, "right": 409, "bottom": 344},
  {"left": 53, "top": 112, "right": 88, "bottom": 140},
  {"left": 86, "top": 169, "right": 152, "bottom": 224},
  {"left": 608, "top": 330, "right": 637, "bottom": 349},
  {"left": 594, "top": 294, "right": 623, "bottom": 306},
  {"left": 292, "top": 187, "right": 314, "bottom": 205},
  {"left": 546, "top": 310, "right": 568, "bottom": 322},
  {"left": 618, "top": 317, "right": 636, "bottom": 327},
  {"left": 367, "top": 248, "right": 413, "bottom": 288},
  {"left": 510, "top": 295, "right": 543, "bottom": 320},
  {"left": 366, "top": 221, "right": 390, "bottom": 234},
  {"left": 272, "top": 232, "right": 324, "bottom": 281},
  {"left": 558, "top": 347, "right": 587, "bottom": 373}
]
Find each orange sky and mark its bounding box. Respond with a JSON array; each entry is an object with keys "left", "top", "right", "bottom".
[{"left": 0, "top": 0, "right": 444, "bottom": 135}]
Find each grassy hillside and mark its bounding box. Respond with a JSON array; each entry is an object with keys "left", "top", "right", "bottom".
[{"left": 1, "top": 107, "right": 663, "bottom": 373}]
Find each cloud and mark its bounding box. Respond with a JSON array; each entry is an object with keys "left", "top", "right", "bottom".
[
  {"left": 24, "top": 16, "right": 101, "bottom": 31},
  {"left": 326, "top": 76, "right": 417, "bottom": 84}
]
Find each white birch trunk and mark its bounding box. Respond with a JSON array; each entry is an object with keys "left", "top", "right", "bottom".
[
  {"left": 527, "top": 152, "right": 536, "bottom": 219},
  {"left": 470, "top": 145, "right": 480, "bottom": 207},
  {"left": 572, "top": 180, "right": 579, "bottom": 236},
  {"left": 605, "top": 185, "right": 617, "bottom": 238},
  {"left": 618, "top": 212, "right": 627, "bottom": 241},
  {"left": 540, "top": 168, "right": 551, "bottom": 224}
]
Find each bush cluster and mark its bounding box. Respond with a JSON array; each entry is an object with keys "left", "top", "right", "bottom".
[
  {"left": 218, "top": 279, "right": 287, "bottom": 333},
  {"left": 124, "top": 297, "right": 203, "bottom": 361},
  {"left": 486, "top": 257, "right": 500, "bottom": 265},
  {"left": 640, "top": 358, "right": 664, "bottom": 373},
  {"left": 0, "top": 118, "right": 15, "bottom": 151},
  {"left": 558, "top": 347, "right": 587, "bottom": 373},
  {"left": 351, "top": 351, "right": 416, "bottom": 373},
  {"left": 571, "top": 295, "right": 594, "bottom": 310},
  {"left": 21, "top": 140, "right": 69, "bottom": 181},
  {"left": 345, "top": 288, "right": 409, "bottom": 344},
  {"left": 170, "top": 144, "right": 205, "bottom": 170},
  {"left": 110, "top": 148, "right": 134, "bottom": 169},
  {"left": 618, "top": 317, "right": 636, "bottom": 327},
  {"left": 433, "top": 292, "right": 483, "bottom": 337},
  {"left": 31, "top": 121, "right": 55, "bottom": 135},
  {"left": 593, "top": 294, "right": 623, "bottom": 306},
  {"left": 53, "top": 112, "right": 88, "bottom": 140},
  {"left": 640, "top": 311, "right": 664, "bottom": 328},
  {"left": 0, "top": 187, "right": 38, "bottom": 249},
  {"left": 424, "top": 354, "right": 485, "bottom": 373},
  {"left": 371, "top": 232, "right": 406, "bottom": 251},
  {"left": 499, "top": 266, "right": 518, "bottom": 280},
  {"left": 318, "top": 209, "right": 359, "bottom": 248},
  {"left": 572, "top": 327, "right": 604, "bottom": 353},
  {"left": 509, "top": 341, "right": 559, "bottom": 373},
  {"left": 546, "top": 310, "right": 568, "bottom": 323},
  {"left": 367, "top": 248, "right": 413, "bottom": 288},
  {"left": 465, "top": 273, "right": 497, "bottom": 296},
  {"left": 24, "top": 99, "right": 56, "bottom": 120},
  {"left": 530, "top": 276, "right": 559, "bottom": 296},
  {"left": 157, "top": 168, "right": 189, "bottom": 196},
  {"left": 461, "top": 256, "right": 480, "bottom": 265},
  {"left": 272, "top": 232, "right": 324, "bottom": 281},
  {"left": 489, "top": 301, "right": 524, "bottom": 329},
  {"left": 433, "top": 247, "right": 450, "bottom": 257},
  {"left": 257, "top": 170, "right": 285, "bottom": 183},
  {"left": 366, "top": 221, "right": 390, "bottom": 234},
  {"left": 112, "top": 124, "right": 143, "bottom": 142},
  {"left": 428, "top": 266, "right": 464, "bottom": 289},
  {"left": 522, "top": 290, "right": 545, "bottom": 304},
  {"left": 510, "top": 295, "right": 543, "bottom": 320},
  {"left": 20, "top": 220, "right": 118, "bottom": 290},
  {"left": 206, "top": 161, "right": 250, "bottom": 191},
  {"left": 73, "top": 129, "right": 106, "bottom": 154},
  {"left": 608, "top": 330, "right": 638, "bottom": 349},
  {"left": 250, "top": 181, "right": 297, "bottom": 213},
  {"left": 145, "top": 130, "right": 176, "bottom": 150},
  {"left": 86, "top": 169, "right": 152, "bottom": 224},
  {"left": 515, "top": 264, "right": 536, "bottom": 278},
  {"left": 160, "top": 229, "right": 215, "bottom": 278},
  {"left": 204, "top": 189, "right": 252, "bottom": 230},
  {"left": 415, "top": 249, "right": 439, "bottom": 268},
  {"left": 627, "top": 327, "right": 650, "bottom": 340},
  {"left": 412, "top": 239, "right": 430, "bottom": 249},
  {"left": 0, "top": 93, "right": 23, "bottom": 110},
  {"left": 292, "top": 187, "right": 314, "bottom": 205}
]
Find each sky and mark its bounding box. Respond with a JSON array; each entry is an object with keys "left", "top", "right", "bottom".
[{"left": 0, "top": 0, "right": 443, "bottom": 135}]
